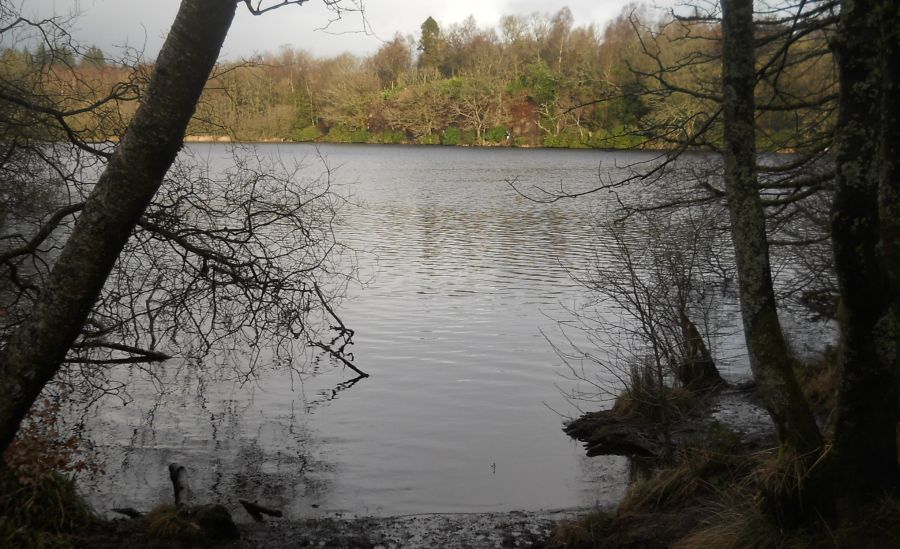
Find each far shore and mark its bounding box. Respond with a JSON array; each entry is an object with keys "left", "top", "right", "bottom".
[{"left": 182, "top": 135, "right": 801, "bottom": 155}]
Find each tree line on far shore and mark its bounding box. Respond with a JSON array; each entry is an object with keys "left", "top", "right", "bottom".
[{"left": 0, "top": 5, "right": 833, "bottom": 150}]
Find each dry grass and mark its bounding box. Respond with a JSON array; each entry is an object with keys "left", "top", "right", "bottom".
[
  {"left": 144, "top": 504, "right": 204, "bottom": 543},
  {"left": 553, "top": 345, "right": 900, "bottom": 548},
  {"left": 610, "top": 359, "right": 699, "bottom": 424},
  {"left": 0, "top": 465, "right": 95, "bottom": 548},
  {"left": 144, "top": 503, "right": 239, "bottom": 545},
  {"left": 546, "top": 511, "right": 616, "bottom": 548},
  {"left": 618, "top": 447, "right": 751, "bottom": 515},
  {"left": 794, "top": 346, "right": 839, "bottom": 425}
]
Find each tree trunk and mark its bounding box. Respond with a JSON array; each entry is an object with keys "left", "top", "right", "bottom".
[
  {"left": 677, "top": 312, "right": 723, "bottom": 391},
  {"left": 169, "top": 463, "right": 191, "bottom": 508},
  {"left": 0, "top": 0, "right": 238, "bottom": 456},
  {"left": 880, "top": 2, "right": 900, "bottom": 314},
  {"left": 830, "top": 0, "right": 899, "bottom": 504},
  {"left": 720, "top": 0, "right": 821, "bottom": 455}
]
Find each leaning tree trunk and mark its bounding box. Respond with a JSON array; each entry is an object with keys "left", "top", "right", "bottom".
[
  {"left": 0, "top": 0, "right": 238, "bottom": 455},
  {"left": 830, "top": 0, "right": 899, "bottom": 505},
  {"left": 720, "top": 0, "right": 821, "bottom": 455}
]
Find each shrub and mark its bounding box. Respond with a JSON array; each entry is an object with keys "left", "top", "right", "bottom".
[
  {"left": 418, "top": 133, "right": 440, "bottom": 145},
  {"left": 324, "top": 126, "right": 371, "bottom": 143},
  {"left": 0, "top": 467, "right": 95, "bottom": 546},
  {"left": 587, "top": 126, "right": 646, "bottom": 149},
  {"left": 291, "top": 125, "right": 323, "bottom": 142},
  {"left": 376, "top": 129, "right": 406, "bottom": 144},
  {"left": 485, "top": 125, "right": 510, "bottom": 143},
  {"left": 542, "top": 130, "right": 587, "bottom": 148},
  {"left": 441, "top": 126, "right": 461, "bottom": 145}
]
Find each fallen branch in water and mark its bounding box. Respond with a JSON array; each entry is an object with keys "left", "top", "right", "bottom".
[
  {"left": 111, "top": 507, "right": 144, "bottom": 519},
  {"left": 239, "top": 499, "right": 284, "bottom": 522},
  {"left": 168, "top": 463, "right": 191, "bottom": 508}
]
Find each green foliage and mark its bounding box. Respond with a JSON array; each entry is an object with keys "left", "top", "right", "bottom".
[
  {"left": 325, "top": 126, "right": 371, "bottom": 143},
  {"left": 418, "top": 16, "right": 446, "bottom": 74},
  {"left": 543, "top": 129, "right": 588, "bottom": 148},
  {"left": 373, "top": 129, "right": 406, "bottom": 144},
  {"left": 485, "top": 125, "right": 510, "bottom": 143},
  {"left": 418, "top": 133, "right": 440, "bottom": 145},
  {"left": 31, "top": 43, "right": 76, "bottom": 67},
  {"left": 440, "top": 76, "right": 464, "bottom": 98},
  {"left": 587, "top": 126, "right": 645, "bottom": 149},
  {"left": 460, "top": 128, "right": 477, "bottom": 145},
  {"left": 514, "top": 60, "right": 560, "bottom": 105},
  {"left": 291, "top": 125, "right": 323, "bottom": 142},
  {"left": 617, "top": 80, "right": 648, "bottom": 125},
  {"left": 80, "top": 46, "right": 105, "bottom": 68},
  {"left": 441, "top": 126, "right": 461, "bottom": 145},
  {"left": 6, "top": 4, "right": 831, "bottom": 150}
]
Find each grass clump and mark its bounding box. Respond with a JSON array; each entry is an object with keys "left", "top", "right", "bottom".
[
  {"left": 145, "top": 503, "right": 239, "bottom": 545},
  {"left": 553, "top": 439, "right": 900, "bottom": 548},
  {"left": 793, "top": 346, "right": 839, "bottom": 424},
  {"left": 145, "top": 505, "right": 203, "bottom": 543},
  {"left": 618, "top": 446, "right": 751, "bottom": 515},
  {"left": 676, "top": 485, "right": 900, "bottom": 548},
  {"left": 547, "top": 511, "right": 616, "bottom": 548},
  {"left": 0, "top": 465, "right": 95, "bottom": 548},
  {"left": 610, "top": 362, "right": 698, "bottom": 424}
]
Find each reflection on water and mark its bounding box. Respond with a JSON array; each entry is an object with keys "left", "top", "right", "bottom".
[{"left": 81, "top": 145, "right": 685, "bottom": 518}]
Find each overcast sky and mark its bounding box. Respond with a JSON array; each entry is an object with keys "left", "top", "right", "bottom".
[{"left": 23, "top": 1, "right": 633, "bottom": 60}]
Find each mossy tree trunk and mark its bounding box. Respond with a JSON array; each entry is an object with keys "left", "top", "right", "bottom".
[
  {"left": 830, "top": 0, "right": 900, "bottom": 505},
  {"left": 720, "top": 0, "right": 822, "bottom": 455},
  {"left": 879, "top": 1, "right": 900, "bottom": 333},
  {"left": 0, "top": 0, "right": 238, "bottom": 456}
]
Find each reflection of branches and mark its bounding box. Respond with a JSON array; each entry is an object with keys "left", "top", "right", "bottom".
[
  {"left": 303, "top": 373, "right": 367, "bottom": 412},
  {"left": 0, "top": 11, "right": 366, "bottom": 403},
  {"left": 71, "top": 146, "right": 366, "bottom": 379}
]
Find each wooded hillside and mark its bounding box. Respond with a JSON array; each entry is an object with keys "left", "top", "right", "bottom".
[{"left": 1, "top": 6, "right": 834, "bottom": 150}]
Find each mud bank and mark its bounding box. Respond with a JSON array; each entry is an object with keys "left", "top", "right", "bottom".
[{"left": 565, "top": 383, "right": 776, "bottom": 458}]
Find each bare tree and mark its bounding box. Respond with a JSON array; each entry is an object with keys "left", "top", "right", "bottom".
[
  {"left": 511, "top": 1, "right": 835, "bottom": 456},
  {"left": 0, "top": 0, "right": 365, "bottom": 458},
  {"left": 555, "top": 206, "right": 729, "bottom": 458}
]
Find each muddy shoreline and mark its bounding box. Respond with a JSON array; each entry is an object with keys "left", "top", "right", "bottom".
[
  {"left": 81, "top": 507, "right": 595, "bottom": 548},
  {"left": 238, "top": 508, "right": 592, "bottom": 548}
]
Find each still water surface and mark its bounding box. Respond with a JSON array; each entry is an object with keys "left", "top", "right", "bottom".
[{"left": 81, "top": 145, "right": 737, "bottom": 518}]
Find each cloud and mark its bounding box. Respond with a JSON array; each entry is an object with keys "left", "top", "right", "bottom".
[{"left": 21, "top": 0, "right": 631, "bottom": 59}]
